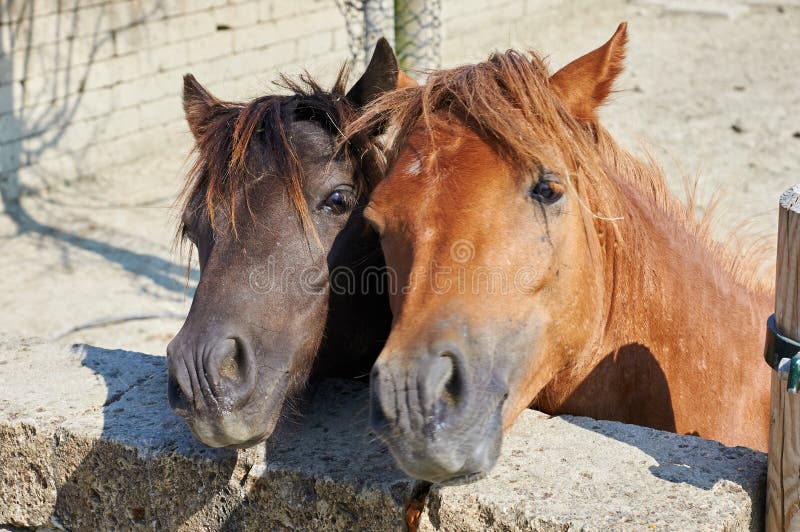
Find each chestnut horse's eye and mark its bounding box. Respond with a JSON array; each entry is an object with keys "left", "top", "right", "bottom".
[
  {"left": 321, "top": 188, "right": 356, "bottom": 215},
  {"left": 529, "top": 178, "right": 563, "bottom": 204}
]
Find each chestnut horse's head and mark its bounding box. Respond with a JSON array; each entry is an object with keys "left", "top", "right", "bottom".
[
  {"left": 348, "top": 25, "right": 628, "bottom": 482},
  {"left": 167, "top": 40, "right": 408, "bottom": 448}
]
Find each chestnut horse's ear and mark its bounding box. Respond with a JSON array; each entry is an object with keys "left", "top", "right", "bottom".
[
  {"left": 346, "top": 37, "right": 416, "bottom": 107},
  {"left": 183, "top": 74, "right": 220, "bottom": 139},
  {"left": 549, "top": 22, "right": 627, "bottom": 121}
]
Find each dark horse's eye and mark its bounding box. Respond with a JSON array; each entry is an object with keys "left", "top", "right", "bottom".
[
  {"left": 529, "top": 173, "right": 563, "bottom": 205},
  {"left": 182, "top": 225, "right": 197, "bottom": 244},
  {"left": 321, "top": 189, "right": 356, "bottom": 215}
]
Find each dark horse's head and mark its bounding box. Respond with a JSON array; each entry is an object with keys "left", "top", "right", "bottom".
[{"left": 167, "top": 41, "right": 407, "bottom": 448}]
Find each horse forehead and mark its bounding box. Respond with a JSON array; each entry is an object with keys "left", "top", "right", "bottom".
[
  {"left": 374, "top": 130, "right": 511, "bottom": 211},
  {"left": 286, "top": 120, "right": 337, "bottom": 160}
]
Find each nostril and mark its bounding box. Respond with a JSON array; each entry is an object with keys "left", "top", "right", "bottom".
[
  {"left": 369, "top": 361, "right": 397, "bottom": 429},
  {"left": 167, "top": 372, "right": 190, "bottom": 413},
  {"left": 423, "top": 350, "right": 465, "bottom": 415},
  {"left": 435, "top": 352, "right": 462, "bottom": 408},
  {"left": 206, "top": 338, "right": 257, "bottom": 408},
  {"left": 370, "top": 381, "right": 391, "bottom": 431},
  {"left": 165, "top": 339, "right": 177, "bottom": 360},
  {"left": 216, "top": 339, "right": 245, "bottom": 384},
  {"left": 442, "top": 353, "right": 462, "bottom": 407}
]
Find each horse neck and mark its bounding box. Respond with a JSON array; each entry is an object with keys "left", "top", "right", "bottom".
[
  {"left": 545, "top": 154, "right": 774, "bottom": 449},
  {"left": 598, "top": 173, "right": 772, "bottom": 364}
]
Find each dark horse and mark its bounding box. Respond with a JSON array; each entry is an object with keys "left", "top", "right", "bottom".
[{"left": 167, "top": 40, "right": 412, "bottom": 448}]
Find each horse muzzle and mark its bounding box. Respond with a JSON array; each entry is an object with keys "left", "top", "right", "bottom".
[
  {"left": 166, "top": 334, "right": 288, "bottom": 448},
  {"left": 368, "top": 342, "right": 507, "bottom": 482}
]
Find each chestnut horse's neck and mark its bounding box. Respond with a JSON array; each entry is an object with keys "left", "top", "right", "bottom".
[{"left": 540, "top": 135, "right": 774, "bottom": 451}]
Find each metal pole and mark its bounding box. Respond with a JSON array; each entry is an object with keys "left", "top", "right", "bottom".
[
  {"left": 364, "top": 0, "right": 395, "bottom": 66},
  {"left": 394, "top": 0, "right": 442, "bottom": 72}
]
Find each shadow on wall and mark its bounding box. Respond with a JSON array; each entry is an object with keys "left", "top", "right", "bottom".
[
  {"left": 0, "top": 1, "right": 197, "bottom": 293},
  {"left": 553, "top": 344, "right": 766, "bottom": 528},
  {"left": 53, "top": 344, "right": 412, "bottom": 529},
  {"left": 554, "top": 343, "right": 678, "bottom": 433}
]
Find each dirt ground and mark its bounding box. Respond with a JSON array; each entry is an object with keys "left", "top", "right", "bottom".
[{"left": 1, "top": 0, "right": 798, "bottom": 355}]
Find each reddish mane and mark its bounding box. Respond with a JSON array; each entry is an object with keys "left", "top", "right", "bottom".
[{"left": 347, "top": 49, "right": 772, "bottom": 293}]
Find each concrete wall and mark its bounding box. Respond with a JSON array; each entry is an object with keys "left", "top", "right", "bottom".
[{"left": 0, "top": 337, "right": 767, "bottom": 530}]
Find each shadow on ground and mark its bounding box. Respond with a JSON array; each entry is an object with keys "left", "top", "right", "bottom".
[
  {"left": 552, "top": 344, "right": 767, "bottom": 529},
  {"left": 50, "top": 344, "right": 412, "bottom": 529},
  {"left": 0, "top": 1, "right": 198, "bottom": 296}
]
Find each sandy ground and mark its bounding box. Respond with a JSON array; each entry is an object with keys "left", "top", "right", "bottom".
[{"left": 1, "top": 0, "right": 798, "bottom": 354}]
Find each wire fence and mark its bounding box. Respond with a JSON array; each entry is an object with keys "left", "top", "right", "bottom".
[
  {"left": 336, "top": 0, "right": 441, "bottom": 74},
  {"left": 394, "top": 0, "right": 441, "bottom": 71}
]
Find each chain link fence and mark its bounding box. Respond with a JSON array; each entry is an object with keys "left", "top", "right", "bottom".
[
  {"left": 336, "top": 0, "right": 441, "bottom": 74},
  {"left": 394, "top": 0, "right": 441, "bottom": 71}
]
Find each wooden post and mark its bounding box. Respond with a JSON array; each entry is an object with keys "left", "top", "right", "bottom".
[{"left": 766, "top": 185, "right": 800, "bottom": 531}]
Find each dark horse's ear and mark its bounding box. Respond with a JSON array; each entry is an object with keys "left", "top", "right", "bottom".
[
  {"left": 346, "top": 37, "right": 416, "bottom": 108},
  {"left": 183, "top": 74, "right": 221, "bottom": 139},
  {"left": 549, "top": 22, "right": 627, "bottom": 121}
]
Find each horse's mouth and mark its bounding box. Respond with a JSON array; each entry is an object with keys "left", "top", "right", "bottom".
[
  {"left": 435, "top": 470, "right": 489, "bottom": 486},
  {"left": 184, "top": 404, "right": 282, "bottom": 448},
  {"left": 228, "top": 434, "right": 271, "bottom": 449},
  {"left": 377, "top": 400, "right": 505, "bottom": 484},
  {"left": 178, "top": 373, "right": 292, "bottom": 449}
]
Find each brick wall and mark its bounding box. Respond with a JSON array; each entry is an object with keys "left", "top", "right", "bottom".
[
  {"left": 0, "top": 0, "right": 565, "bottom": 201},
  {"left": 0, "top": 0, "right": 363, "bottom": 201}
]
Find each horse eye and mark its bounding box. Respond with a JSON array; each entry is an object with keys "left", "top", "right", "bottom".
[
  {"left": 529, "top": 179, "right": 563, "bottom": 204},
  {"left": 182, "top": 226, "right": 197, "bottom": 244},
  {"left": 322, "top": 189, "right": 355, "bottom": 215}
]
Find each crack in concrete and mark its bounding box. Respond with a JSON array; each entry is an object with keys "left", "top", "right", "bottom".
[{"left": 100, "top": 374, "right": 153, "bottom": 408}]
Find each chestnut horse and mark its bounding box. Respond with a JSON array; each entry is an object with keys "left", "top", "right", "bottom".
[
  {"left": 167, "top": 40, "right": 412, "bottom": 448},
  {"left": 347, "top": 24, "right": 773, "bottom": 482}
]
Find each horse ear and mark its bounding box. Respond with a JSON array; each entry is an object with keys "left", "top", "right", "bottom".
[
  {"left": 183, "top": 74, "right": 220, "bottom": 139},
  {"left": 396, "top": 69, "right": 418, "bottom": 89},
  {"left": 346, "top": 37, "right": 416, "bottom": 107},
  {"left": 549, "top": 22, "right": 627, "bottom": 121}
]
